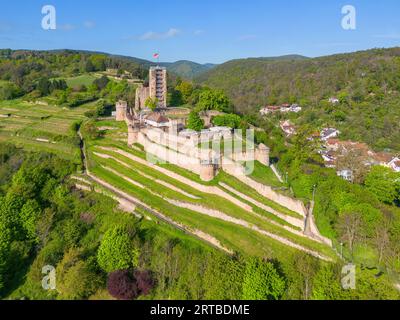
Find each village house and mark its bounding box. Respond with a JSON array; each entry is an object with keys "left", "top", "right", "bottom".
[
  {"left": 388, "top": 157, "right": 400, "bottom": 172},
  {"left": 260, "top": 103, "right": 302, "bottom": 115},
  {"left": 322, "top": 138, "right": 399, "bottom": 174},
  {"left": 320, "top": 128, "right": 340, "bottom": 141},
  {"left": 329, "top": 97, "right": 340, "bottom": 104},
  {"left": 260, "top": 105, "right": 281, "bottom": 115},
  {"left": 337, "top": 169, "right": 353, "bottom": 182},
  {"left": 280, "top": 120, "right": 296, "bottom": 137},
  {"left": 144, "top": 112, "right": 170, "bottom": 129}
]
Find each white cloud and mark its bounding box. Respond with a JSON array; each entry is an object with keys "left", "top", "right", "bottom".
[
  {"left": 139, "top": 28, "right": 181, "bottom": 40},
  {"left": 194, "top": 29, "right": 204, "bottom": 36},
  {"left": 84, "top": 21, "right": 96, "bottom": 29}
]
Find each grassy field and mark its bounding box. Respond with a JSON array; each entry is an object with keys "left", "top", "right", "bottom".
[{"left": 63, "top": 74, "right": 100, "bottom": 87}]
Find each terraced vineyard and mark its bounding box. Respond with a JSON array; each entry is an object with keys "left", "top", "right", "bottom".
[
  {"left": 0, "top": 99, "right": 96, "bottom": 163},
  {"left": 80, "top": 120, "right": 337, "bottom": 263}
]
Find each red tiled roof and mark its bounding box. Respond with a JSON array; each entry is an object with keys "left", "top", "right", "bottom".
[
  {"left": 146, "top": 113, "right": 169, "bottom": 124},
  {"left": 327, "top": 138, "right": 340, "bottom": 145}
]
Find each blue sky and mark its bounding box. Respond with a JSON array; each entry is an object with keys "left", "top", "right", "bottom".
[{"left": 0, "top": 0, "right": 399, "bottom": 64}]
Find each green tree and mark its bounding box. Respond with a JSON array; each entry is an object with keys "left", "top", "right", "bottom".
[
  {"left": 242, "top": 258, "right": 286, "bottom": 300},
  {"left": 349, "top": 267, "right": 400, "bottom": 300},
  {"left": 312, "top": 265, "right": 345, "bottom": 300},
  {"left": 197, "top": 88, "right": 231, "bottom": 112},
  {"left": 292, "top": 253, "right": 319, "bottom": 300},
  {"left": 93, "top": 76, "right": 110, "bottom": 91},
  {"left": 97, "top": 227, "right": 139, "bottom": 273},
  {"left": 187, "top": 111, "right": 204, "bottom": 132},
  {"left": 57, "top": 249, "right": 102, "bottom": 300},
  {"left": 0, "top": 221, "right": 11, "bottom": 291},
  {"left": 19, "top": 199, "right": 41, "bottom": 241},
  {"left": 37, "top": 78, "right": 51, "bottom": 96},
  {"left": 145, "top": 97, "right": 158, "bottom": 111},
  {"left": 175, "top": 81, "right": 194, "bottom": 104},
  {"left": 212, "top": 114, "right": 242, "bottom": 128},
  {"left": 365, "top": 166, "right": 400, "bottom": 205}
]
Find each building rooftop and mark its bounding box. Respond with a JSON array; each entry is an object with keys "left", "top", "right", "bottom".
[{"left": 145, "top": 112, "right": 170, "bottom": 124}]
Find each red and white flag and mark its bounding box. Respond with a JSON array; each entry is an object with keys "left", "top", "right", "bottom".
[{"left": 153, "top": 53, "right": 159, "bottom": 59}]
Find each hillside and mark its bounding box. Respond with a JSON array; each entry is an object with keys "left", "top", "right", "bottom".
[
  {"left": 196, "top": 47, "right": 400, "bottom": 151},
  {"left": 160, "top": 60, "right": 216, "bottom": 79}
]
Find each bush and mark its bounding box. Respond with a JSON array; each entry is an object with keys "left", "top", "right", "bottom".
[
  {"left": 212, "top": 114, "right": 242, "bottom": 128},
  {"left": 187, "top": 111, "right": 204, "bottom": 132},
  {"left": 97, "top": 227, "right": 139, "bottom": 273},
  {"left": 134, "top": 270, "right": 154, "bottom": 296},
  {"left": 107, "top": 270, "right": 138, "bottom": 300},
  {"left": 242, "top": 257, "right": 286, "bottom": 300}
]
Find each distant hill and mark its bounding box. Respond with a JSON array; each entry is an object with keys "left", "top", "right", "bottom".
[
  {"left": 5, "top": 49, "right": 214, "bottom": 80},
  {"left": 64, "top": 52, "right": 216, "bottom": 79},
  {"left": 196, "top": 48, "right": 400, "bottom": 113},
  {"left": 195, "top": 48, "right": 400, "bottom": 152},
  {"left": 160, "top": 60, "right": 216, "bottom": 79},
  {"left": 230, "top": 54, "right": 309, "bottom": 63}
]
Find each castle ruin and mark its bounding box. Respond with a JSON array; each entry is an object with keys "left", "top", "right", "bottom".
[{"left": 135, "top": 66, "right": 168, "bottom": 110}]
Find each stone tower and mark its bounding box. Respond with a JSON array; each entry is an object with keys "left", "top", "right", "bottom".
[
  {"left": 200, "top": 160, "right": 215, "bottom": 182},
  {"left": 169, "top": 119, "right": 179, "bottom": 136},
  {"left": 116, "top": 100, "right": 128, "bottom": 122},
  {"left": 127, "top": 121, "right": 140, "bottom": 146},
  {"left": 149, "top": 66, "right": 167, "bottom": 108},
  {"left": 255, "top": 143, "right": 270, "bottom": 166},
  {"left": 200, "top": 150, "right": 216, "bottom": 182}
]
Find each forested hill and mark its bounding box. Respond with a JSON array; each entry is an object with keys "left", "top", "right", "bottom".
[
  {"left": 196, "top": 47, "right": 400, "bottom": 114},
  {"left": 0, "top": 49, "right": 213, "bottom": 80},
  {"left": 159, "top": 60, "right": 216, "bottom": 79}
]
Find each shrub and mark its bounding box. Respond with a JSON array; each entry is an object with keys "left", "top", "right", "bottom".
[{"left": 107, "top": 270, "right": 138, "bottom": 300}]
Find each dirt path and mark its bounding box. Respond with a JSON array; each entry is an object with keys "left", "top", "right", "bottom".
[
  {"left": 219, "top": 182, "right": 305, "bottom": 230},
  {"left": 94, "top": 151, "right": 200, "bottom": 199},
  {"left": 164, "top": 198, "right": 332, "bottom": 262}
]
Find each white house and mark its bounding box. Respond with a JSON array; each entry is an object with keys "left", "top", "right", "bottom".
[
  {"left": 144, "top": 112, "right": 170, "bottom": 128},
  {"left": 289, "top": 104, "right": 302, "bottom": 113},
  {"left": 388, "top": 157, "right": 400, "bottom": 172},
  {"left": 337, "top": 169, "right": 353, "bottom": 182},
  {"left": 329, "top": 97, "right": 340, "bottom": 104},
  {"left": 321, "top": 128, "right": 340, "bottom": 141},
  {"left": 280, "top": 120, "right": 296, "bottom": 136}
]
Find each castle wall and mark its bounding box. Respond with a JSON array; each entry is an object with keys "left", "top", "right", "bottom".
[
  {"left": 137, "top": 132, "right": 202, "bottom": 175},
  {"left": 135, "top": 86, "right": 150, "bottom": 110},
  {"left": 116, "top": 101, "right": 128, "bottom": 122},
  {"left": 233, "top": 174, "right": 308, "bottom": 217},
  {"left": 135, "top": 128, "right": 305, "bottom": 216}
]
